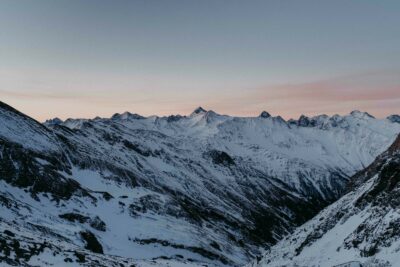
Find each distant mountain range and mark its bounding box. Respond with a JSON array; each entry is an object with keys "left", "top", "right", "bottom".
[{"left": 0, "top": 101, "right": 399, "bottom": 266}]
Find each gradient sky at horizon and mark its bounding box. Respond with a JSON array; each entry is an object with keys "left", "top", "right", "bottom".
[{"left": 0, "top": 0, "right": 399, "bottom": 121}]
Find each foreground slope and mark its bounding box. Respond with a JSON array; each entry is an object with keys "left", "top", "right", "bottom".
[
  {"left": 251, "top": 134, "right": 400, "bottom": 267},
  {"left": 0, "top": 101, "right": 399, "bottom": 266}
]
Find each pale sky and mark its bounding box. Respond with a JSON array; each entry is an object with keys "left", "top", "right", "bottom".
[{"left": 0, "top": 0, "right": 399, "bottom": 121}]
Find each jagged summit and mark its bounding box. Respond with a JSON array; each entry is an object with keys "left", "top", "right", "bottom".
[
  {"left": 191, "top": 106, "right": 207, "bottom": 115},
  {"left": 111, "top": 111, "right": 145, "bottom": 120},
  {"left": 259, "top": 111, "right": 271, "bottom": 118},
  {"left": 45, "top": 117, "right": 63, "bottom": 126},
  {"left": 41, "top": 106, "right": 398, "bottom": 131},
  {"left": 350, "top": 110, "right": 375, "bottom": 119},
  {"left": 297, "top": 115, "right": 311, "bottom": 127}
]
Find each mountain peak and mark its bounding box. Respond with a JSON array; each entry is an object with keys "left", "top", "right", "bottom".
[
  {"left": 259, "top": 111, "right": 271, "bottom": 118},
  {"left": 297, "top": 115, "right": 311, "bottom": 126},
  {"left": 192, "top": 106, "right": 207, "bottom": 115},
  {"left": 44, "top": 117, "right": 63, "bottom": 126},
  {"left": 111, "top": 112, "right": 144, "bottom": 120},
  {"left": 350, "top": 110, "right": 375, "bottom": 119}
]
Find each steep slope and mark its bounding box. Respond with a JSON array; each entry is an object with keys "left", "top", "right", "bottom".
[
  {"left": 55, "top": 108, "right": 400, "bottom": 202},
  {"left": 0, "top": 102, "right": 224, "bottom": 266},
  {"left": 250, "top": 134, "right": 400, "bottom": 267},
  {"left": 0, "top": 101, "right": 399, "bottom": 266},
  {"left": 0, "top": 102, "right": 89, "bottom": 200}
]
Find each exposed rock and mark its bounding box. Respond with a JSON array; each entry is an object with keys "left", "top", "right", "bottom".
[
  {"left": 207, "top": 150, "right": 235, "bottom": 166},
  {"left": 80, "top": 231, "right": 103, "bottom": 254}
]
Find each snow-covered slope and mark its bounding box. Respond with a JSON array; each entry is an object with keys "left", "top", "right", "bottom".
[
  {"left": 0, "top": 102, "right": 60, "bottom": 153},
  {"left": 55, "top": 108, "right": 400, "bottom": 200},
  {"left": 0, "top": 101, "right": 399, "bottom": 266},
  {"left": 250, "top": 134, "right": 400, "bottom": 267}
]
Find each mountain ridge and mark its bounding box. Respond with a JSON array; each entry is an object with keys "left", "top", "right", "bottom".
[
  {"left": 43, "top": 106, "right": 399, "bottom": 127},
  {"left": 0, "top": 101, "right": 399, "bottom": 266}
]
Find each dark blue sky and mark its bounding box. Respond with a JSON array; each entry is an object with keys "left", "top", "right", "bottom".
[{"left": 1, "top": 0, "right": 399, "bottom": 120}]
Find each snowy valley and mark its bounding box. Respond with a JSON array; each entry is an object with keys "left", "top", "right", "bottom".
[
  {"left": 0, "top": 101, "right": 399, "bottom": 267},
  {"left": 250, "top": 134, "right": 400, "bottom": 267}
]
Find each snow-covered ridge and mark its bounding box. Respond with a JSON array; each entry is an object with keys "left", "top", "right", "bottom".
[
  {"left": 45, "top": 107, "right": 398, "bottom": 130},
  {"left": 1, "top": 101, "right": 399, "bottom": 266},
  {"left": 47, "top": 107, "right": 400, "bottom": 193},
  {"left": 0, "top": 102, "right": 60, "bottom": 153}
]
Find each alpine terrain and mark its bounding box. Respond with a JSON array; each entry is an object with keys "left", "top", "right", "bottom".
[
  {"left": 250, "top": 134, "right": 400, "bottom": 267},
  {"left": 0, "top": 101, "right": 399, "bottom": 266}
]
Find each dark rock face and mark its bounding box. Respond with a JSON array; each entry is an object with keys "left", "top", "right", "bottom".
[
  {"left": 59, "top": 213, "right": 91, "bottom": 223},
  {"left": 89, "top": 216, "right": 107, "bottom": 232},
  {"left": 0, "top": 139, "right": 89, "bottom": 201},
  {"left": 359, "top": 160, "right": 400, "bottom": 204},
  {"left": 80, "top": 231, "right": 103, "bottom": 254},
  {"left": 74, "top": 251, "right": 86, "bottom": 263},
  {"left": 207, "top": 150, "right": 235, "bottom": 166}
]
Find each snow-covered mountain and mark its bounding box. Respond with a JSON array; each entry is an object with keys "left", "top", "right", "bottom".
[
  {"left": 250, "top": 134, "right": 400, "bottom": 267},
  {"left": 387, "top": 114, "right": 400, "bottom": 124},
  {"left": 0, "top": 100, "right": 399, "bottom": 266}
]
